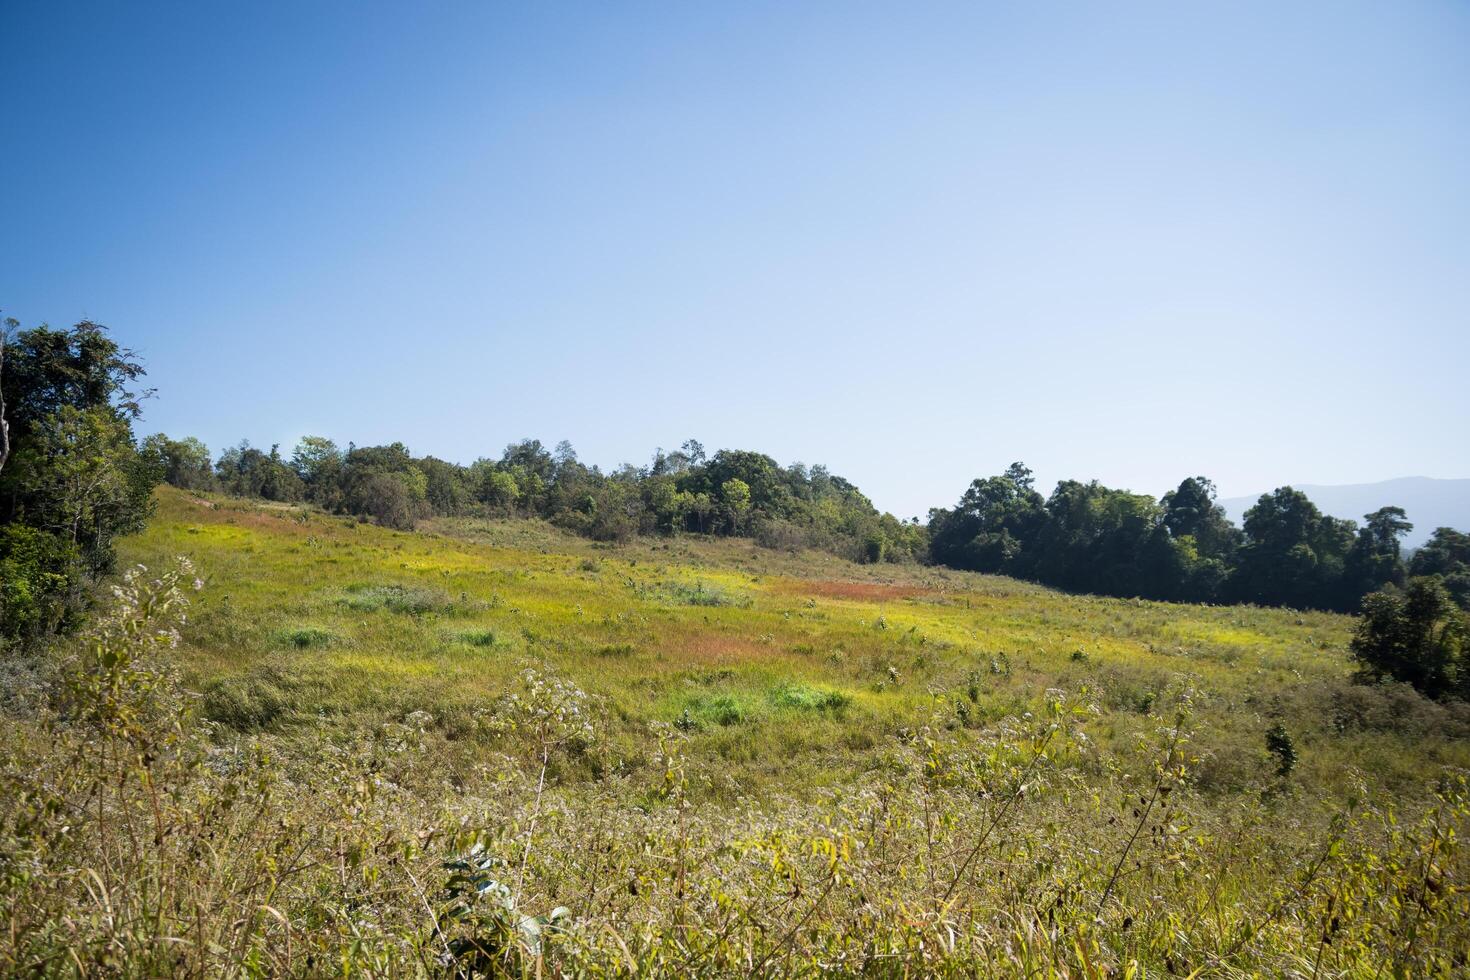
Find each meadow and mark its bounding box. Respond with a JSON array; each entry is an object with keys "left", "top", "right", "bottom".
[{"left": 3, "top": 486, "right": 1468, "bottom": 976}]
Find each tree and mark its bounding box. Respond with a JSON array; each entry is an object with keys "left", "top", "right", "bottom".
[
  {"left": 928, "top": 465, "right": 1046, "bottom": 574},
  {"left": 142, "top": 433, "right": 215, "bottom": 491},
  {"left": 346, "top": 471, "right": 419, "bottom": 530},
  {"left": 1341, "top": 506, "right": 1412, "bottom": 608},
  {"left": 477, "top": 468, "right": 521, "bottom": 513},
  {"left": 0, "top": 319, "right": 11, "bottom": 476},
  {"left": 1161, "top": 476, "right": 1240, "bottom": 560},
  {"left": 216, "top": 442, "right": 305, "bottom": 502},
  {"left": 21, "top": 407, "right": 150, "bottom": 565},
  {"left": 0, "top": 319, "right": 157, "bottom": 645},
  {"left": 720, "top": 478, "right": 752, "bottom": 534},
  {"left": 1003, "top": 461, "right": 1035, "bottom": 490},
  {"left": 1230, "top": 487, "right": 1353, "bottom": 609},
  {"left": 290, "top": 436, "right": 343, "bottom": 507},
  {"left": 1409, "top": 527, "right": 1470, "bottom": 611},
  {"left": 1350, "top": 578, "right": 1467, "bottom": 700}
]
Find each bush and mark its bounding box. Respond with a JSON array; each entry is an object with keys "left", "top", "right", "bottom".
[
  {"left": 1265, "top": 723, "right": 1297, "bottom": 777},
  {"left": 345, "top": 471, "right": 422, "bottom": 530},
  {"left": 771, "top": 682, "right": 851, "bottom": 712},
  {"left": 0, "top": 524, "right": 79, "bottom": 645},
  {"left": 753, "top": 517, "right": 810, "bottom": 552},
  {"left": 279, "top": 625, "right": 338, "bottom": 648},
  {"left": 1350, "top": 578, "right": 1468, "bottom": 700},
  {"left": 341, "top": 584, "right": 451, "bottom": 615}
]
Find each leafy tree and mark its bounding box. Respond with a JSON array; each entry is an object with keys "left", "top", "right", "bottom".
[
  {"left": 719, "top": 478, "right": 752, "bottom": 534},
  {"left": 1030, "top": 480, "right": 1179, "bottom": 599},
  {"left": 142, "top": 433, "right": 215, "bottom": 491},
  {"left": 476, "top": 467, "right": 521, "bottom": 514},
  {"left": 1350, "top": 578, "right": 1468, "bottom": 700},
  {"left": 1161, "top": 476, "right": 1240, "bottom": 560},
  {"left": 216, "top": 442, "right": 304, "bottom": 502},
  {"left": 0, "top": 319, "right": 157, "bottom": 645},
  {"left": 18, "top": 407, "right": 154, "bottom": 571},
  {"left": 1230, "top": 488, "right": 1354, "bottom": 610},
  {"left": 0, "top": 524, "right": 79, "bottom": 640},
  {"left": 345, "top": 471, "right": 420, "bottom": 530},
  {"left": 1410, "top": 528, "right": 1470, "bottom": 610},
  {"left": 290, "top": 436, "right": 344, "bottom": 508},
  {"left": 928, "top": 464, "right": 1046, "bottom": 574},
  {"left": 418, "top": 456, "right": 474, "bottom": 516},
  {"left": 1341, "top": 507, "right": 1412, "bottom": 608}
]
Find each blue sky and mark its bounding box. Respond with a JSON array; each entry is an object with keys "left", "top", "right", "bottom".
[{"left": 3, "top": 1, "right": 1467, "bottom": 520}]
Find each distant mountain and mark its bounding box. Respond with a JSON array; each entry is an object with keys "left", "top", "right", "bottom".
[{"left": 1219, "top": 477, "right": 1470, "bottom": 549}]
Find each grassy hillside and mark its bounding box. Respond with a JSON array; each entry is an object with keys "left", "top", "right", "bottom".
[
  {"left": 124, "top": 487, "right": 1464, "bottom": 801},
  {"left": 4, "top": 485, "right": 1467, "bottom": 976}
]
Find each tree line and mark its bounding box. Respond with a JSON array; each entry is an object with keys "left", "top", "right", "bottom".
[
  {"left": 143, "top": 434, "right": 929, "bottom": 562},
  {"left": 929, "top": 462, "right": 1469, "bottom": 614},
  {"left": 4, "top": 319, "right": 1468, "bottom": 696}
]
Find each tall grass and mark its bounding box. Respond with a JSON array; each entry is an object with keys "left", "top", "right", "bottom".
[{"left": 1, "top": 489, "right": 1466, "bottom": 975}]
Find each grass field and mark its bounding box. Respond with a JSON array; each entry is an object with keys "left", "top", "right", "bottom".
[
  {"left": 4, "top": 485, "right": 1467, "bottom": 976},
  {"left": 123, "top": 487, "right": 1466, "bottom": 803}
]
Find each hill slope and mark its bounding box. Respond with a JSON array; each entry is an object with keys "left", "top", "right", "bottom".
[
  {"left": 30, "top": 485, "right": 1456, "bottom": 976},
  {"left": 116, "top": 488, "right": 1470, "bottom": 798}
]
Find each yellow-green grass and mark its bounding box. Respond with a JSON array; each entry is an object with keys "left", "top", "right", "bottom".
[{"left": 120, "top": 487, "right": 1469, "bottom": 803}]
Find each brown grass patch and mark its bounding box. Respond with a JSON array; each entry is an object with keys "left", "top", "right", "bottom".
[{"left": 658, "top": 631, "right": 772, "bottom": 665}]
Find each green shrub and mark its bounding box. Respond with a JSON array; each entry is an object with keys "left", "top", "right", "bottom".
[
  {"left": 279, "top": 625, "right": 338, "bottom": 648},
  {"left": 340, "top": 584, "right": 450, "bottom": 615},
  {"left": 664, "top": 580, "right": 740, "bottom": 607},
  {"left": 684, "top": 694, "right": 748, "bottom": 727},
  {"left": 0, "top": 525, "right": 79, "bottom": 645},
  {"left": 771, "top": 683, "right": 851, "bottom": 712},
  {"left": 1266, "top": 723, "right": 1297, "bottom": 777}
]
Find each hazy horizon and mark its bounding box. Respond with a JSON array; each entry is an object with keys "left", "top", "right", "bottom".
[{"left": 4, "top": 1, "right": 1468, "bottom": 520}]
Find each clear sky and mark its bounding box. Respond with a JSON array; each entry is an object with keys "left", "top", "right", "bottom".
[{"left": 3, "top": 1, "right": 1467, "bottom": 521}]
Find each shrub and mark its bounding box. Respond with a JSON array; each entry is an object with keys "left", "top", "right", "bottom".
[
  {"left": 1266, "top": 723, "right": 1297, "bottom": 777},
  {"left": 341, "top": 584, "right": 450, "bottom": 615},
  {"left": 0, "top": 524, "right": 79, "bottom": 645},
  {"left": 279, "top": 625, "right": 337, "bottom": 648},
  {"left": 753, "top": 517, "right": 810, "bottom": 552},
  {"left": 664, "top": 580, "right": 742, "bottom": 607},
  {"left": 1350, "top": 578, "right": 1467, "bottom": 700},
  {"left": 771, "top": 683, "right": 851, "bottom": 713}
]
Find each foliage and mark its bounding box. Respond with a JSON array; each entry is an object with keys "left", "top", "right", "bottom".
[
  {"left": 0, "top": 319, "right": 157, "bottom": 647},
  {"left": 186, "top": 432, "right": 927, "bottom": 563},
  {"left": 1265, "top": 722, "right": 1297, "bottom": 777},
  {"left": 2, "top": 554, "right": 1467, "bottom": 976},
  {"left": 1350, "top": 577, "right": 1468, "bottom": 700},
  {"left": 141, "top": 432, "right": 215, "bottom": 491},
  {"left": 1410, "top": 527, "right": 1470, "bottom": 610},
  {"left": 932, "top": 465, "right": 1433, "bottom": 613}
]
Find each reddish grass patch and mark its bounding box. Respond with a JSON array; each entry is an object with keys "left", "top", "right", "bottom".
[{"left": 658, "top": 632, "right": 771, "bottom": 665}]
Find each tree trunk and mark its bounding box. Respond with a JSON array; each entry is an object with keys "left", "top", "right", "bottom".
[{"left": 0, "top": 332, "right": 9, "bottom": 476}]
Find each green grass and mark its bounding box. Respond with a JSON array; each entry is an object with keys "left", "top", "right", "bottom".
[
  {"left": 3, "top": 485, "right": 1466, "bottom": 976},
  {"left": 116, "top": 487, "right": 1470, "bottom": 803}
]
